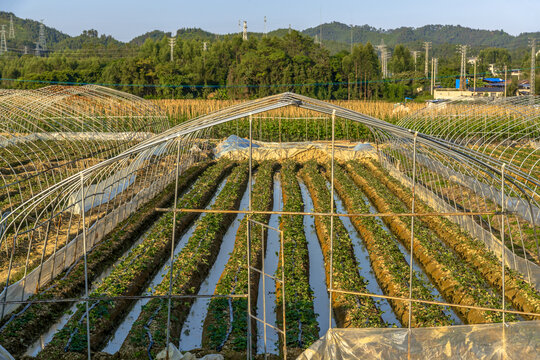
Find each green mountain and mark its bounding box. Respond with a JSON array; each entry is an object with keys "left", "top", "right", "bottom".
[
  {"left": 302, "top": 22, "right": 538, "bottom": 49},
  {"left": 0, "top": 11, "right": 69, "bottom": 52},
  {"left": 130, "top": 30, "right": 172, "bottom": 46},
  {"left": 1, "top": 11, "right": 537, "bottom": 57}
]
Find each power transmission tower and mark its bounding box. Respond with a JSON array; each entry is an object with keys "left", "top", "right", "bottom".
[
  {"left": 264, "top": 16, "right": 267, "bottom": 38},
  {"left": 0, "top": 25, "right": 6, "bottom": 55},
  {"left": 9, "top": 14, "right": 15, "bottom": 39},
  {"left": 34, "top": 41, "right": 40, "bottom": 56},
  {"left": 412, "top": 50, "right": 419, "bottom": 72},
  {"left": 242, "top": 21, "right": 248, "bottom": 41},
  {"left": 168, "top": 37, "right": 176, "bottom": 62},
  {"left": 350, "top": 24, "right": 353, "bottom": 53},
  {"left": 377, "top": 42, "right": 388, "bottom": 78},
  {"left": 38, "top": 20, "right": 46, "bottom": 52},
  {"left": 531, "top": 38, "right": 536, "bottom": 98},
  {"left": 423, "top": 42, "right": 431, "bottom": 76},
  {"left": 457, "top": 44, "right": 467, "bottom": 90},
  {"left": 288, "top": 24, "right": 291, "bottom": 35}
]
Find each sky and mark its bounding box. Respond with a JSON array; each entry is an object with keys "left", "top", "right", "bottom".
[{"left": 2, "top": 0, "right": 540, "bottom": 42}]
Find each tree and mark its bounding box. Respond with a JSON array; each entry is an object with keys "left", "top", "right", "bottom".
[{"left": 389, "top": 45, "right": 413, "bottom": 74}]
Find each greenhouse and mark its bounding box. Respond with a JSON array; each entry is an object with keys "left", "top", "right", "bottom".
[{"left": 0, "top": 87, "right": 538, "bottom": 359}]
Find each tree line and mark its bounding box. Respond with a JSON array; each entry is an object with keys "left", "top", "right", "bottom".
[{"left": 0, "top": 30, "right": 537, "bottom": 100}]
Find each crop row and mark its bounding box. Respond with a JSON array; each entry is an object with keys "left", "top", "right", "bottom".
[
  {"left": 346, "top": 161, "right": 518, "bottom": 323},
  {"left": 36, "top": 160, "right": 235, "bottom": 358},
  {"left": 300, "top": 160, "right": 386, "bottom": 328},
  {"left": 203, "top": 161, "right": 276, "bottom": 354},
  {"left": 122, "top": 162, "right": 249, "bottom": 357},
  {"left": 277, "top": 161, "right": 319, "bottom": 351},
  {"left": 323, "top": 161, "right": 451, "bottom": 327},
  {"left": 0, "top": 160, "right": 212, "bottom": 358},
  {"left": 360, "top": 159, "right": 540, "bottom": 318},
  {"left": 207, "top": 117, "right": 373, "bottom": 143}
]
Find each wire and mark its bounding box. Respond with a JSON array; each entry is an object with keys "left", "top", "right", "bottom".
[{"left": 0, "top": 65, "right": 538, "bottom": 90}]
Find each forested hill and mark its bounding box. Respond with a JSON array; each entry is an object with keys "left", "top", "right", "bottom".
[
  {"left": 2, "top": 11, "right": 538, "bottom": 52},
  {"left": 0, "top": 12, "right": 69, "bottom": 50},
  {"left": 303, "top": 22, "right": 539, "bottom": 49}
]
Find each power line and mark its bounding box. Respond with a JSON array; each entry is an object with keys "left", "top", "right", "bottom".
[{"left": 1, "top": 65, "right": 538, "bottom": 89}]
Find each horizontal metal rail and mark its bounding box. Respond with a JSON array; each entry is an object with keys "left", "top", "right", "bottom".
[
  {"left": 329, "top": 288, "right": 540, "bottom": 318},
  {"left": 249, "top": 314, "right": 286, "bottom": 334},
  {"left": 156, "top": 207, "right": 503, "bottom": 218},
  {"left": 249, "top": 219, "right": 281, "bottom": 233},
  {"left": 248, "top": 266, "right": 284, "bottom": 283},
  {"left": 0, "top": 293, "right": 248, "bottom": 306}
]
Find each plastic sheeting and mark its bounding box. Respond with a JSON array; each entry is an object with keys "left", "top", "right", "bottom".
[
  {"left": 214, "top": 137, "right": 376, "bottom": 162},
  {"left": 214, "top": 135, "right": 260, "bottom": 158},
  {"left": 298, "top": 321, "right": 540, "bottom": 360},
  {"left": 68, "top": 168, "right": 136, "bottom": 215}
]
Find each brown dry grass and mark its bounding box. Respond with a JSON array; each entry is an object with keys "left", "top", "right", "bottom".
[{"left": 153, "top": 99, "right": 425, "bottom": 122}]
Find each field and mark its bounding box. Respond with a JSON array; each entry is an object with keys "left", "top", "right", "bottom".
[
  {"left": 1, "top": 155, "right": 538, "bottom": 359},
  {"left": 0, "top": 90, "right": 538, "bottom": 359}
]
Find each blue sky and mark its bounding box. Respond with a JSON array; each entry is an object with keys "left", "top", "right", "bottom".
[{"left": 3, "top": 0, "right": 539, "bottom": 42}]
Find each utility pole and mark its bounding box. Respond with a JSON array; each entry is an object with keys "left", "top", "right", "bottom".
[
  {"left": 531, "top": 38, "right": 536, "bottom": 98},
  {"left": 412, "top": 50, "right": 419, "bottom": 72},
  {"left": 504, "top": 65, "right": 507, "bottom": 97},
  {"left": 423, "top": 41, "right": 431, "bottom": 77},
  {"left": 34, "top": 41, "right": 40, "bottom": 56},
  {"left": 288, "top": 24, "right": 291, "bottom": 35},
  {"left": 0, "top": 26, "right": 6, "bottom": 55},
  {"left": 264, "top": 16, "right": 267, "bottom": 38},
  {"left": 458, "top": 44, "right": 467, "bottom": 90},
  {"left": 431, "top": 57, "right": 435, "bottom": 95},
  {"left": 435, "top": 57, "right": 438, "bottom": 88},
  {"left": 242, "top": 21, "right": 248, "bottom": 41},
  {"left": 168, "top": 37, "right": 176, "bottom": 62},
  {"left": 23, "top": 45, "right": 28, "bottom": 55},
  {"left": 9, "top": 14, "right": 15, "bottom": 39},
  {"left": 473, "top": 57, "right": 477, "bottom": 93}
]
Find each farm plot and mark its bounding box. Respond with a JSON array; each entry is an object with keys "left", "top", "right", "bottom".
[
  {"left": 31, "top": 159, "right": 235, "bottom": 359},
  {"left": 0, "top": 160, "right": 212, "bottom": 358},
  {"left": 4, "top": 158, "right": 539, "bottom": 359}
]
